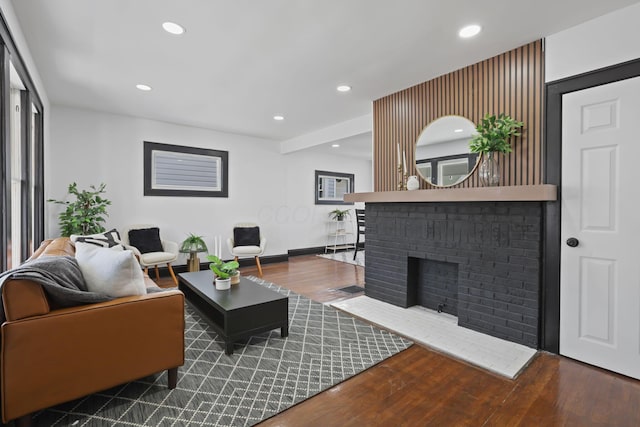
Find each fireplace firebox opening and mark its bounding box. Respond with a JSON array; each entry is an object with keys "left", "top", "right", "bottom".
[{"left": 408, "top": 257, "right": 459, "bottom": 316}]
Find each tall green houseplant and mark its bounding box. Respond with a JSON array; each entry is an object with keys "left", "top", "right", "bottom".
[
  {"left": 469, "top": 113, "right": 524, "bottom": 186},
  {"left": 48, "top": 182, "right": 111, "bottom": 236}
]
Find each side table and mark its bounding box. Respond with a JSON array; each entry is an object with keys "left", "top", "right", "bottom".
[{"left": 181, "top": 250, "right": 207, "bottom": 272}]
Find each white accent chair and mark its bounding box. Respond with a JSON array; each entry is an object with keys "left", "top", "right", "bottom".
[
  {"left": 121, "top": 224, "right": 179, "bottom": 285},
  {"left": 227, "top": 222, "right": 267, "bottom": 277}
]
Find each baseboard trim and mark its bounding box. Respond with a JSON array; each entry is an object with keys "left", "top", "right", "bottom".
[
  {"left": 236, "top": 254, "right": 288, "bottom": 267},
  {"left": 288, "top": 246, "right": 326, "bottom": 256},
  {"left": 155, "top": 245, "right": 360, "bottom": 278},
  {"left": 156, "top": 253, "right": 289, "bottom": 277}
]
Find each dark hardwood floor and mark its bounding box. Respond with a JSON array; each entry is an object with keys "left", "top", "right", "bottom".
[{"left": 159, "top": 255, "right": 640, "bottom": 426}]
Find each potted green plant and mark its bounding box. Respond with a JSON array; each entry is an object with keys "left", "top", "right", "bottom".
[
  {"left": 180, "top": 233, "right": 207, "bottom": 253},
  {"left": 47, "top": 182, "right": 111, "bottom": 236},
  {"left": 207, "top": 255, "right": 239, "bottom": 290},
  {"left": 180, "top": 234, "right": 208, "bottom": 272},
  {"left": 469, "top": 113, "right": 524, "bottom": 186},
  {"left": 329, "top": 208, "right": 350, "bottom": 221}
]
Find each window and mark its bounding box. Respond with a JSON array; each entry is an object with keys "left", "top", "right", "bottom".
[
  {"left": 315, "top": 170, "right": 354, "bottom": 205},
  {"left": 144, "top": 141, "right": 229, "bottom": 197},
  {"left": 0, "top": 25, "right": 45, "bottom": 271}
]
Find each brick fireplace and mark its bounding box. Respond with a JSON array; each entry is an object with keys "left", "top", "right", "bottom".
[{"left": 364, "top": 202, "right": 542, "bottom": 348}]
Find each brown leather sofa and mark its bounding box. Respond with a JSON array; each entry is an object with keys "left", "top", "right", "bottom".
[{"left": 1, "top": 237, "right": 185, "bottom": 426}]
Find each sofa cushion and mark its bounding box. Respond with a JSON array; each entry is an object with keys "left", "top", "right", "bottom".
[
  {"left": 71, "top": 229, "right": 123, "bottom": 248},
  {"left": 128, "top": 227, "right": 164, "bottom": 254},
  {"left": 75, "top": 242, "right": 146, "bottom": 297},
  {"left": 234, "top": 226, "right": 260, "bottom": 247}
]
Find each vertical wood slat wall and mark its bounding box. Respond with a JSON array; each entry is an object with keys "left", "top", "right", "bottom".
[{"left": 373, "top": 40, "right": 544, "bottom": 191}]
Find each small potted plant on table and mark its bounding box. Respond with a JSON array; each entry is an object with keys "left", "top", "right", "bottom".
[
  {"left": 180, "top": 234, "right": 208, "bottom": 272},
  {"left": 207, "top": 255, "right": 240, "bottom": 290}
]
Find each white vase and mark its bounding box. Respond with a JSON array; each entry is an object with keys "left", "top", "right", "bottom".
[
  {"left": 215, "top": 277, "right": 231, "bottom": 290},
  {"left": 406, "top": 175, "right": 420, "bottom": 191}
]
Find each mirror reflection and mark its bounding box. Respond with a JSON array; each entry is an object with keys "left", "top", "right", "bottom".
[{"left": 415, "top": 115, "right": 479, "bottom": 187}]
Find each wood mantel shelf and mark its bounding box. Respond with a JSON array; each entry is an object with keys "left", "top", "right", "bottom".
[{"left": 344, "top": 184, "right": 557, "bottom": 203}]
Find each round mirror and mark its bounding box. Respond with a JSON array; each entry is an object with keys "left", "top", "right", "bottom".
[{"left": 415, "top": 115, "right": 480, "bottom": 187}]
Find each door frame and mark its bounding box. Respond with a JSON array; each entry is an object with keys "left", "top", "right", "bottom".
[{"left": 542, "top": 57, "right": 640, "bottom": 353}]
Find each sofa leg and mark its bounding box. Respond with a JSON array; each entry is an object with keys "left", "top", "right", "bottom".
[
  {"left": 255, "top": 256, "right": 263, "bottom": 277},
  {"left": 168, "top": 367, "right": 178, "bottom": 389},
  {"left": 167, "top": 263, "right": 178, "bottom": 285},
  {"left": 14, "top": 414, "right": 32, "bottom": 427}
]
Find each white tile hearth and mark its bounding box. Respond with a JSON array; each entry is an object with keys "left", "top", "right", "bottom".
[{"left": 331, "top": 296, "right": 537, "bottom": 379}]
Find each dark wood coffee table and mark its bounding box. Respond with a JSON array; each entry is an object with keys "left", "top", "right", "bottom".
[{"left": 178, "top": 270, "right": 288, "bottom": 355}]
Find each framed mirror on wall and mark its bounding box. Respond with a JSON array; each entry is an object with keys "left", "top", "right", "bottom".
[
  {"left": 315, "top": 170, "right": 354, "bottom": 205},
  {"left": 415, "top": 115, "right": 480, "bottom": 187}
]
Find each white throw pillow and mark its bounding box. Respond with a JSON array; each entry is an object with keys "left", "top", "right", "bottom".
[{"left": 75, "top": 242, "right": 146, "bottom": 297}]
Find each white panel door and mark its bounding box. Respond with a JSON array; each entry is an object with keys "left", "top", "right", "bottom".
[{"left": 561, "top": 76, "right": 640, "bottom": 379}]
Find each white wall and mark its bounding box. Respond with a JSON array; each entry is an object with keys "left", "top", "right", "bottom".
[
  {"left": 546, "top": 2, "right": 640, "bottom": 82},
  {"left": 0, "top": 0, "right": 51, "bottom": 197},
  {"left": 0, "top": 0, "right": 49, "bottom": 109},
  {"left": 283, "top": 151, "right": 370, "bottom": 250},
  {"left": 48, "top": 106, "right": 372, "bottom": 263}
]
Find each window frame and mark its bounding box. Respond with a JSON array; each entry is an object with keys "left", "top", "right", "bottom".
[
  {"left": 314, "top": 170, "right": 354, "bottom": 205},
  {"left": 143, "top": 141, "right": 229, "bottom": 198},
  {"left": 0, "top": 9, "right": 45, "bottom": 270}
]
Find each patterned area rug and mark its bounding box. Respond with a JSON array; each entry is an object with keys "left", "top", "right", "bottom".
[
  {"left": 317, "top": 250, "right": 364, "bottom": 267},
  {"left": 32, "top": 277, "right": 410, "bottom": 426}
]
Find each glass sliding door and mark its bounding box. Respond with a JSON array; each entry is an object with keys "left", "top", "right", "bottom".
[{"left": 8, "top": 73, "right": 22, "bottom": 268}]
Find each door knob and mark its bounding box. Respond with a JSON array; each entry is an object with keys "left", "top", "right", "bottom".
[{"left": 566, "top": 237, "right": 579, "bottom": 247}]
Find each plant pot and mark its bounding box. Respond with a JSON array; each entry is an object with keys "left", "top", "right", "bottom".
[
  {"left": 215, "top": 277, "right": 231, "bottom": 290},
  {"left": 230, "top": 271, "right": 240, "bottom": 285},
  {"left": 479, "top": 152, "right": 501, "bottom": 186}
]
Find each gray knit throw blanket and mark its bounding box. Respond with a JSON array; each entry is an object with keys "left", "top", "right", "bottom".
[{"left": 0, "top": 255, "right": 113, "bottom": 323}]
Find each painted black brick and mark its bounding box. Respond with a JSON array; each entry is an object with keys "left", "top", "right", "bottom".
[
  {"left": 365, "top": 201, "right": 542, "bottom": 348},
  {"left": 416, "top": 258, "right": 459, "bottom": 316}
]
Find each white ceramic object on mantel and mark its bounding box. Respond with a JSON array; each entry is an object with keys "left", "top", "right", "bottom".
[
  {"left": 215, "top": 278, "right": 231, "bottom": 290},
  {"left": 406, "top": 175, "right": 420, "bottom": 191}
]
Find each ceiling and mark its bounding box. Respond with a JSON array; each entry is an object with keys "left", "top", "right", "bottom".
[{"left": 10, "top": 0, "right": 640, "bottom": 144}]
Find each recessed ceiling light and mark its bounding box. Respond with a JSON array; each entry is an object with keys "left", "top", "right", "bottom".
[
  {"left": 337, "top": 85, "right": 351, "bottom": 92},
  {"left": 454, "top": 128, "right": 464, "bottom": 133},
  {"left": 332, "top": 144, "right": 340, "bottom": 148},
  {"left": 136, "top": 84, "right": 152, "bottom": 91},
  {"left": 273, "top": 115, "right": 284, "bottom": 121},
  {"left": 162, "top": 22, "right": 185, "bottom": 35},
  {"left": 459, "top": 24, "right": 481, "bottom": 39}
]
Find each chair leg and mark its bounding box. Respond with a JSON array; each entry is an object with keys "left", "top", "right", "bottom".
[
  {"left": 144, "top": 266, "right": 149, "bottom": 276},
  {"left": 167, "top": 263, "right": 178, "bottom": 285},
  {"left": 234, "top": 256, "right": 238, "bottom": 262},
  {"left": 168, "top": 367, "right": 178, "bottom": 389},
  {"left": 154, "top": 265, "right": 160, "bottom": 281},
  {"left": 255, "top": 256, "right": 263, "bottom": 277},
  {"left": 353, "top": 233, "right": 360, "bottom": 260}
]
